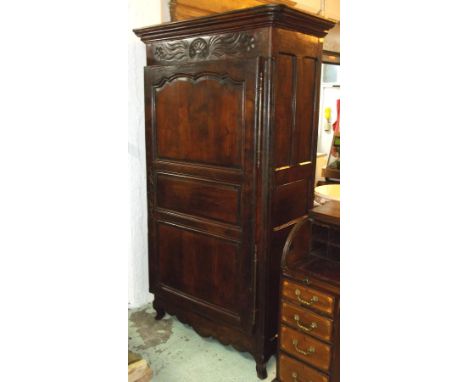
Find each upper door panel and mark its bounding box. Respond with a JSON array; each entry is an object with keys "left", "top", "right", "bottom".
[{"left": 145, "top": 59, "right": 257, "bottom": 170}]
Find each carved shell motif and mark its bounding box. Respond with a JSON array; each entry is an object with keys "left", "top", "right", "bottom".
[
  {"left": 153, "top": 32, "right": 256, "bottom": 61},
  {"left": 189, "top": 38, "right": 209, "bottom": 58}
]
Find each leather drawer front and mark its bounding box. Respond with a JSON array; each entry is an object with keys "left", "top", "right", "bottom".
[
  {"left": 280, "top": 326, "right": 331, "bottom": 372},
  {"left": 279, "top": 353, "right": 329, "bottom": 382},
  {"left": 281, "top": 301, "right": 333, "bottom": 342},
  {"left": 282, "top": 279, "right": 335, "bottom": 317}
]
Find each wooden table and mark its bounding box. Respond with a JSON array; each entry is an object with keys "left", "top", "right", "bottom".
[{"left": 128, "top": 351, "right": 153, "bottom": 382}]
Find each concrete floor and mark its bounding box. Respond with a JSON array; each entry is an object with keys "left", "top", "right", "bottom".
[{"left": 129, "top": 304, "right": 277, "bottom": 381}]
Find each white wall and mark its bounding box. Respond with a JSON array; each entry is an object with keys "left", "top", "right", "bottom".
[
  {"left": 128, "top": 0, "right": 164, "bottom": 308},
  {"left": 161, "top": 0, "right": 171, "bottom": 22},
  {"left": 294, "top": 0, "right": 340, "bottom": 20}
]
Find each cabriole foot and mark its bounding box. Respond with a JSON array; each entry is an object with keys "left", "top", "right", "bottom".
[
  {"left": 256, "top": 361, "right": 267, "bottom": 380},
  {"left": 153, "top": 301, "right": 166, "bottom": 320}
]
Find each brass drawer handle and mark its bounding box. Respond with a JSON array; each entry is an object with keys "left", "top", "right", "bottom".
[
  {"left": 295, "top": 289, "right": 319, "bottom": 306},
  {"left": 292, "top": 371, "right": 313, "bottom": 382},
  {"left": 294, "top": 314, "right": 318, "bottom": 332},
  {"left": 292, "top": 339, "right": 315, "bottom": 356}
]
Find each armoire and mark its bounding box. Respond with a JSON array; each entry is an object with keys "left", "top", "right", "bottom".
[{"left": 134, "top": 5, "right": 334, "bottom": 379}]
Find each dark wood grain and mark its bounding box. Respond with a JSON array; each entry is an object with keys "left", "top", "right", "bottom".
[
  {"left": 134, "top": 5, "right": 334, "bottom": 379},
  {"left": 280, "top": 326, "right": 331, "bottom": 372},
  {"left": 272, "top": 179, "right": 308, "bottom": 228},
  {"left": 154, "top": 159, "right": 243, "bottom": 184},
  {"left": 157, "top": 223, "right": 241, "bottom": 313},
  {"left": 280, "top": 301, "right": 333, "bottom": 342},
  {"left": 273, "top": 53, "right": 295, "bottom": 167},
  {"left": 154, "top": 75, "right": 244, "bottom": 167},
  {"left": 282, "top": 279, "right": 335, "bottom": 317},
  {"left": 134, "top": 4, "right": 335, "bottom": 42},
  {"left": 278, "top": 353, "right": 329, "bottom": 382},
  {"left": 156, "top": 208, "right": 242, "bottom": 242},
  {"left": 274, "top": 162, "right": 314, "bottom": 186},
  {"left": 295, "top": 57, "right": 317, "bottom": 163},
  {"left": 157, "top": 174, "right": 240, "bottom": 225}
]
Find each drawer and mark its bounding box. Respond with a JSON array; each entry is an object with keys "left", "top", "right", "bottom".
[
  {"left": 280, "top": 326, "right": 331, "bottom": 372},
  {"left": 279, "top": 353, "right": 329, "bottom": 382},
  {"left": 281, "top": 301, "right": 333, "bottom": 342},
  {"left": 282, "top": 279, "right": 335, "bottom": 316}
]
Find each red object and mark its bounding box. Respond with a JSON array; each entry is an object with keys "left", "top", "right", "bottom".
[{"left": 333, "top": 99, "right": 340, "bottom": 133}]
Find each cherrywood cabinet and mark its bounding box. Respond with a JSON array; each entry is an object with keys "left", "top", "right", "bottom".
[{"left": 134, "top": 5, "right": 334, "bottom": 379}]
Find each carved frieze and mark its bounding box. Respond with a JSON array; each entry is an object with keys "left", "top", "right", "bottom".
[{"left": 153, "top": 32, "right": 256, "bottom": 62}]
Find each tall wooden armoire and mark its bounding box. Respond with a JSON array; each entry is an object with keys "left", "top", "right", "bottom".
[{"left": 134, "top": 5, "right": 334, "bottom": 379}]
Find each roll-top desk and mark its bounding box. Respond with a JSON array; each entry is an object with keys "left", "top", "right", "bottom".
[{"left": 276, "top": 202, "right": 340, "bottom": 382}]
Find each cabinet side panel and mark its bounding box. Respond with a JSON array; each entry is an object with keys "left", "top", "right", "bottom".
[
  {"left": 273, "top": 54, "right": 295, "bottom": 167},
  {"left": 295, "top": 57, "right": 317, "bottom": 163},
  {"left": 272, "top": 179, "right": 308, "bottom": 228},
  {"left": 265, "top": 226, "right": 293, "bottom": 339},
  {"left": 265, "top": 29, "right": 324, "bottom": 352}
]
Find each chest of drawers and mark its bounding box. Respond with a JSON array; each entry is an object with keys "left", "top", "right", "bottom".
[{"left": 275, "top": 202, "right": 340, "bottom": 382}]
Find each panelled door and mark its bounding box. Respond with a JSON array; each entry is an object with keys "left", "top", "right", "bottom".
[{"left": 144, "top": 58, "right": 261, "bottom": 332}]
